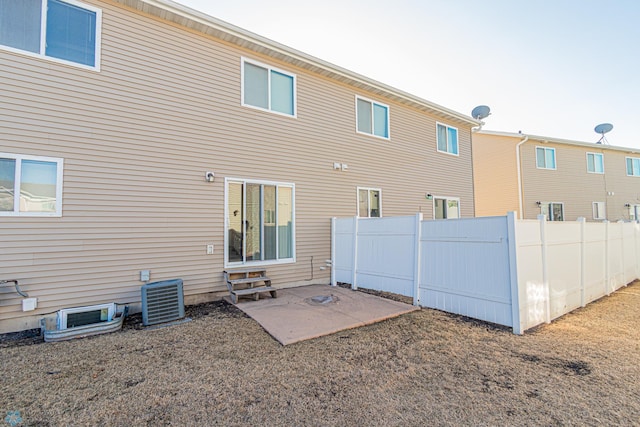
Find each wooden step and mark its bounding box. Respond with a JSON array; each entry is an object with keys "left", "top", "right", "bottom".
[
  {"left": 230, "top": 286, "right": 277, "bottom": 303},
  {"left": 228, "top": 276, "right": 271, "bottom": 286},
  {"left": 224, "top": 267, "right": 267, "bottom": 275},
  {"left": 232, "top": 286, "right": 276, "bottom": 296}
]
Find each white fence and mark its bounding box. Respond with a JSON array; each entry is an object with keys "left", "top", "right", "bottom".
[{"left": 331, "top": 213, "right": 640, "bottom": 333}]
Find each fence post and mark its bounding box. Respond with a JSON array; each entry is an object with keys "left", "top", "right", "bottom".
[
  {"left": 331, "top": 217, "right": 337, "bottom": 286},
  {"left": 578, "top": 217, "right": 586, "bottom": 307},
  {"left": 412, "top": 213, "right": 423, "bottom": 306},
  {"left": 618, "top": 221, "right": 626, "bottom": 287},
  {"left": 605, "top": 220, "right": 610, "bottom": 296},
  {"left": 538, "top": 214, "right": 551, "bottom": 324},
  {"left": 351, "top": 215, "right": 359, "bottom": 290},
  {"left": 507, "top": 212, "right": 522, "bottom": 334}
]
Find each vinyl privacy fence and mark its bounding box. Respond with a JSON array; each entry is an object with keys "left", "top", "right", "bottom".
[{"left": 331, "top": 213, "right": 640, "bottom": 334}]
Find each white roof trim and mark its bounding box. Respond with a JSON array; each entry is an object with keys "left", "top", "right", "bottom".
[
  {"left": 113, "top": 0, "right": 478, "bottom": 126},
  {"left": 478, "top": 130, "right": 640, "bottom": 154}
]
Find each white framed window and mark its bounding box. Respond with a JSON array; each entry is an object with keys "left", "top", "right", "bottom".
[
  {"left": 0, "top": 0, "right": 101, "bottom": 70},
  {"left": 356, "top": 96, "right": 389, "bottom": 139},
  {"left": 436, "top": 123, "right": 459, "bottom": 155},
  {"left": 57, "top": 303, "right": 116, "bottom": 329},
  {"left": 540, "top": 202, "right": 564, "bottom": 221},
  {"left": 626, "top": 157, "right": 640, "bottom": 177},
  {"left": 225, "top": 177, "right": 295, "bottom": 267},
  {"left": 629, "top": 204, "right": 640, "bottom": 221},
  {"left": 536, "top": 147, "right": 556, "bottom": 169},
  {"left": 592, "top": 202, "right": 606, "bottom": 220},
  {"left": 0, "top": 153, "right": 63, "bottom": 217},
  {"left": 586, "top": 152, "right": 604, "bottom": 174},
  {"left": 357, "top": 187, "right": 381, "bottom": 218},
  {"left": 433, "top": 196, "right": 460, "bottom": 219},
  {"left": 241, "top": 58, "right": 296, "bottom": 117}
]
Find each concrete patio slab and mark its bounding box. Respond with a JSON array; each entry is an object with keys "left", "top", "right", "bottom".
[{"left": 232, "top": 284, "right": 420, "bottom": 345}]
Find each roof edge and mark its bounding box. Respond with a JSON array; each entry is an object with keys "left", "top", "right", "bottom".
[{"left": 477, "top": 130, "right": 640, "bottom": 154}]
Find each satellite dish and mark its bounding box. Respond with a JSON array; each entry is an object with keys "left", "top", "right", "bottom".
[
  {"left": 594, "top": 123, "right": 613, "bottom": 144},
  {"left": 471, "top": 105, "right": 491, "bottom": 120}
]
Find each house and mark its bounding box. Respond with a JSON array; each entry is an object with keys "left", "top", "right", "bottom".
[
  {"left": 473, "top": 130, "right": 640, "bottom": 221},
  {"left": 0, "top": 0, "right": 477, "bottom": 332}
]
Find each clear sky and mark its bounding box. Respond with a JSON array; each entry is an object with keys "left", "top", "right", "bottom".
[{"left": 175, "top": 0, "right": 640, "bottom": 148}]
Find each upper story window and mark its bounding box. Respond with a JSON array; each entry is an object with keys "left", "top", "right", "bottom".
[
  {"left": 0, "top": 153, "right": 63, "bottom": 217},
  {"left": 436, "top": 123, "right": 458, "bottom": 155},
  {"left": 0, "top": 0, "right": 101, "bottom": 69},
  {"left": 357, "top": 187, "right": 381, "bottom": 218},
  {"left": 626, "top": 157, "right": 640, "bottom": 177},
  {"left": 356, "top": 97, "right": 389, "bottom": 139},
  {"left": 536, "top": 147, "right": 556, "bottom": 169},
  {"left": 586, "top": 152, "right": 604, "bottom": 174},
  {"left": 242, "top": 58, "right": 296, "bottom": 117}
]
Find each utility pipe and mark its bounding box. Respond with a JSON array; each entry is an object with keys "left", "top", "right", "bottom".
[{"left": 516, "top": 135, "right": 529, "bottom": 219}]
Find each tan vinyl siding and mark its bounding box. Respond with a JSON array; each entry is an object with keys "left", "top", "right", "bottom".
[
  {"left": 475, "top": 132, "right": 640, "bottom": 222},
  {"left": 0, "top": 0, "right": 474, "bottom": 331},
  {"left": 472, "top": 133, "right": 520, "bottom": 217}
]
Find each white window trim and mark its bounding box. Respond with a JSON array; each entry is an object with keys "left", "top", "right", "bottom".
[
  {"left": 626, "top": 156, "right": 640, "bottom": 177},
  {"left": 536, "top": 146, "right": 557, "bottom": 170},
  {"left": 0, "top": 152, "right": 63, "bottom": 217},
  {"left": 224, "top": 177, "right": 296, "bottom": 269},
  {"left": 240, "top": 57, "right": 297, "bottom": 118},
  {"left": 0, "top": 0, "right": 102, "bottom": 71},
  {"left": 586, "top": 152, "right": 604, "bottom": 174},
  {"left": 435, "top": 122, "right": 459, "bottom": 156},
  {"left": 356, "top": 187, "right": 382, "bottom": 218},
  {"left": 57, "top": 302, "right": 116, "bottom": 329},
  {"left": 541, "top": 201, "right": 564, "bottom": 221},
  {"left": 432, "top": 195, "right": 461, "bottom": 219},
  {"left": 592, "top": 201, "right": 606, "bottom": 220},
  {"left": 355, "top": 95, "right": 390, "bottom": 140}
]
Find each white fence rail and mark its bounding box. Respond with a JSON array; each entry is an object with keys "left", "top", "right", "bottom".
[{"left": 331, "top": 213, "right": 640, "bottom": 334}]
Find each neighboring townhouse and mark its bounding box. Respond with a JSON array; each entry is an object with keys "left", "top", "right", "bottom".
[
  {"left": 473, "top": 130, "right": 640, "bottom": 221},
  {"left": 0, "top": 0, "right": 477, "bottom": 332}
]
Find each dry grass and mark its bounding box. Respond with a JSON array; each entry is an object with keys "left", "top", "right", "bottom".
[{"left": 1, "top": 281, "right": 639, "bottom": 426}]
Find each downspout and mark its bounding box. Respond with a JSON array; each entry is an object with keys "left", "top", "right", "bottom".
[{"left": 516, "top": 135, "right": 529, "bottom": 219}]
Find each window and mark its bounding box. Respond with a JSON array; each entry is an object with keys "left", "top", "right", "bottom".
[
  {"left": 0, "top": 0, "right": 101, "bottom": 69},
  {"left": 592, "top": 202, "right": 605, "bottom": 220},
  {"left": 436, "top": 123, "right": 458, "bottom": 155},
  {"left": 242, "top": 58, "right": 296, "bottom": 116},
  {"left": 226, "top": 178, "right": 294, "bottom": 266},
  {"left": 626, "top": 157, "right": 640, "bottom": 177},
  {"left": 629, "top": 204, "right": 640, "bottom": 221},
  {"left": 536, "top": 147, "right": 556, "bottom": 169},
  {"left": 433, "top": 197, "right": 460, "bottom": 219},
  {"left": 586, "top": 152, "right": 604, "bottom": 174},
  {"left": 357, "top": 187, "right": 381, "bottom": 218},
  {"left": 540, "top": 202, "right": 564, "bottom": 221},
  {"left": 356, "top": 97, "right": 389, "bottom": 139},
  {"left": 0, "top": 153, "right": 63, "bottom": 216}
]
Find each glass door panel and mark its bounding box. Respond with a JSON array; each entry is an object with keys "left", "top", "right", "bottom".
[
  {"left": 245, "top": 183, "right": 262, "bottom": 261},
  {"left": 263, "top": 185, "right": 276, "bottom": 260},
  {"left": 227, "top": 182, "right": 244, "bottom": 263}
]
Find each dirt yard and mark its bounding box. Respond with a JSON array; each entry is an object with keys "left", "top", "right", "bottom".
[{"left": 1, "top": 281, "right": 639, "bottom": 426}]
